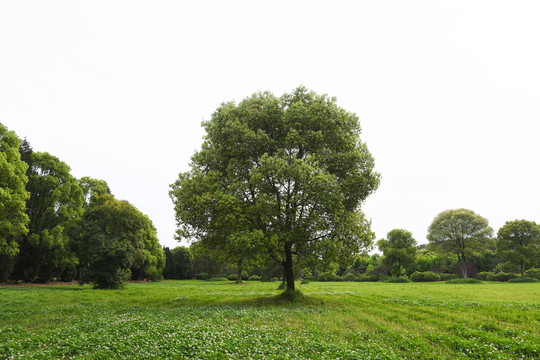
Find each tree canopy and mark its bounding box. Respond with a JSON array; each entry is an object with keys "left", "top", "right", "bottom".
[
  {"left": 377, "top": 229, "right": 417, "bottom": 277},
  {"left": 496, "top": 220, "right": 540, "bottom": 277},
  {"left": 427, "top": 209, "right": 493, "bottom": 278},
  {"left": 170, "top": 87, "right": 380, "bottom": 292},
  {"left": 11, "top": 147, "right": 84, "bottom": 282},
  {"left": 0, "top": 123, "right": 29, "bottom": 258},
  {"left": 69, "top": 195, "right": 149, "bottom": 289}
]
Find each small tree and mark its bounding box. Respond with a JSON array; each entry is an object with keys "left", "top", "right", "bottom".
[
  {"left": 427, "top": 209, "right": 493, "bottom": 278},
  {"left": 69, "top": 195, "right": 148, "bottom": 289},
  {"left": 496, "top": 220, "right": 540, "bottom": 278},
  {"left": 377, "top": 229, "right": 417, "bottom": 277}
]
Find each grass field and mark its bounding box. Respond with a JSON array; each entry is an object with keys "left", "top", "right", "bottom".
[{"left": 1, "top": 280, "right": 539, "bottom": 359}]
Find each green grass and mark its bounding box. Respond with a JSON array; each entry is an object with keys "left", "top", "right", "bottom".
[{"left": 1, "top": 281, "right": 539, "bottom": 359}]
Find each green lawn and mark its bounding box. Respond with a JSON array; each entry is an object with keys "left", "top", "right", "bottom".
[{"left": 1, "top": 280, "right": 538, "bottom": 359}]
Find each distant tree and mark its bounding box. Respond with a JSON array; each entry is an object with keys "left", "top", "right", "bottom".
[
  {"left": 427, "top": 209, "right": 493, "bottom": 278},
  {"left": 69, "top": 195, "right": 148, "bottom": 289},
  {"left": 471, "top": 249, "right": 500, "bottom": 273},
  {"left": 0, "top": 124, "right": 29, "bottom": 258},
  {"left": 496, "top": 220, "right": 540, "bottom": 278},
  {"left": 377, "top": 229, "right": 417, "bottom": 278},
  {"left": 190, "top": 241, "right": 227, "bottom": 278},
  {"left": 170, "top": 87, "right": 380, "bottom": 293},
  {"left": 11, "top": 148, "right": 84, "bottom": 282},
  {"left": 163, "top": 246, "right": 193, "bottom": 279},
  {"left": 130, "top": 216, "right": 165, "bottom": 281}
]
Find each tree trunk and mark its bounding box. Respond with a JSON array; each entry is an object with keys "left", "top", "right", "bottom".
[
  {"left": 237, "top": 266, "right": 243, "bottom": 283},
  {"left": 460, "top": 253, "right": 468, "bottom": 278},
  {"left": 521, "top": 261, "right": 524, "bottom": 278},
  {"left": 283, "top": 245, "right": 295, "bottom": 292}
]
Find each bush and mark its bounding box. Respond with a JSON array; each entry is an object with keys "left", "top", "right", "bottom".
[
  {"left": 410, "top": 271, "right": 441, "bottom": 282},
  {"left": 508, "top": 277, "right": 539, "bottom": 283},
  {"left": 208, "top": 277, "right": 228, "bottom": 281},
  {"left": 446, "top": 278, "right": 482, "bottom": 284},
  {"left": 524, "top": 268, "right": 540, "bottom": 280},
  {"left": 475, "top": 271, "right": 494, "bottom": 281},
  {"left": 196, "top": 273, "right": 209, "bottom": 280},
  {"left": 355, "top": 275, "right": 379, "bottom": 282},
  {"left": 385, "top": 277, "right": 411, "bottom": 283},
  {"left": 342, "top": 273, "right": 356, "bottom": 282},
  {"left": 490, "top": 272, "right": 518, "bottom": 282},
  {"left": 301, "top": 279, "right": 309, "bottom": 284},
  {"left": 248, "top": 275, "right": 261, "bottom": 281},
  {"left": 227, "top": 274, "right": 238, "bottom": 281},
  {"left": 439, "top": 273, "right": 458, "bottom": 281},
  {"left": 317, "top": 272, "right": 338, "bottom": 282}
]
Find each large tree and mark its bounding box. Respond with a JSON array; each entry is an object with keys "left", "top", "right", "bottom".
[
  {"left": 496, "top": 220, "right": 540, "bottom": 278},
  {"left": 11, "top": 146, "right": 84, "bottom": 282},
  {"left": 427, "top": 209, "right": 493, "bottom": 278},
  {"left": 0, "top": 123, "right": 29, "bottom": 258},
  {"left": 377, "top": 229, "right": 417, "bottom": 278},
  {"left": 170, "top": 87, "right": 380, "bottom": 292}
]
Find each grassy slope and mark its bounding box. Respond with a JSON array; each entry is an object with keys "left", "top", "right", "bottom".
[{"left": 0, "top": 281, "right": 538, "bottom": 359}]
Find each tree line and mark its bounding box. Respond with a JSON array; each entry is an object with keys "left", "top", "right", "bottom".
[
  {"left": 162, "top": 209, "right": 539, "bottom": 284},
  {"left": 0, "top": 122, "right": 164, "bottom": 288},
  {"left": 3, "top": 87, "right": 538, "bottom": 290}
]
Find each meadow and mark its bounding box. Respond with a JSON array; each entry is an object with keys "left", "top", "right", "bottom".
[{"left": 0, "top": 280, "right": 538, "bottom": 359}]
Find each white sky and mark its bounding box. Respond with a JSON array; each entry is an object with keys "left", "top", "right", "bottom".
[{"left": 1, "top": 1, "right": 539, "bottom": 250}]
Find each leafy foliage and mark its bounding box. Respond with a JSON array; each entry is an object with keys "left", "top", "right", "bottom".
[
  {"left": 410, "top": 271, "right": 441, "bottom": 282},
  {"left": 0, "top": 124, "right": 29, "bottom": 258},
  {"left": 69, "top": 196, "right": 149, "bottom": 289},
  {"left": 170, "top": 87, "right": 380, "bottom": 292},
  {"left": 164, "top": 246, "right": 193, "bottom": 279},
  {"left": 496, "top": 220, "right": 540, "bottom": 277},
  {"left": 377, "top": 229, "right": 417, "bottom": 278},
  {"left": 427, "top": 209, "right": 493, "bottom": 278},
  {"left": 11, "top": 147, "right": 84, "bottom": 282}
]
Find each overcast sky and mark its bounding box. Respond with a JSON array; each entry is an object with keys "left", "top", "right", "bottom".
[{"left": 1, "top": 1, "right": 539, "bottom": 250}]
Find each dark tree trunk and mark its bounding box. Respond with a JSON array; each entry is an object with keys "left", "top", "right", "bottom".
[
  {"left": 521, "top": 261, "right": 524, "bottom": 278},
  {"left": 237, "top": 267, "right": 243, "bottom": 283},
  {"left": 283, "top": 245, "right": 295, "bottom": 292}
]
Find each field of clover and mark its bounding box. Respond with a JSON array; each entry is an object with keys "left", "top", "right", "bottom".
[{"left": 1, "top": 280, "right": 538, "bottom": 359}]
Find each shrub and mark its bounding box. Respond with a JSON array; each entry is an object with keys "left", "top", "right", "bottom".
[
  {"left": 227, "top": 274, "right": 238, "bottom": 281},
  {"left": 208, "top": 277, "right": 228, "bottom": 281},
  {"left": 248, "top": 275, "right": 261, "bottom": 281},
  {"left": 475, "top": 271, "right": 494, "bottom": 281},
  {"left": 410, "top": 271, "right": 441, "bottom": 282},
  {"left": 301, "top": 279, "right": 309, "bottom": 284},
  {"left": 439, "top": 273, "right": 457, "bottom": 281},
  {"left": 490, "top": 272, "right": 518, "bottom": 282},
  {"left": 355, "top": 275, "right": 379, "bottom": 282},
  {"left": 446, "top": 278, "right": 482, "bottom": 284},
  {"left": 196, "top": 273, "right": 209, "bottom": 280},
  {"left": 342, "top": 273, "right": 356, "bottom": 282},
  {"left": 524, "top": 268, "right": 540, "bottom": 280},
  {"left": 317, "top": 272, "right": 338, "bottom": 282},
  {"left": 385, "top": 277, "right": 411, "bottom": 283},
  {"left": 508, "top": 277, "right": 539, "bottom": 283}
]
